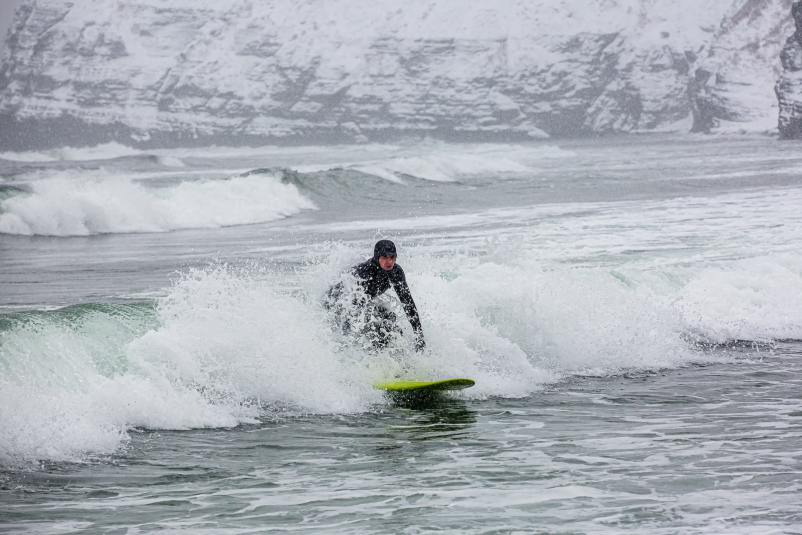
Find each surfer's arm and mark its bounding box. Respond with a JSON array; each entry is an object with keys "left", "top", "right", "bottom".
[{"left": 390, "top": 268, "right": 425, "bottom": 351}]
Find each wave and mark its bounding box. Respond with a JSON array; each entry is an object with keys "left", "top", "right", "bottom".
[
  {"left": 341, "top": 144, "right": 565, "bottom": 182},
  {"left": 291, "top": 142, "right": 573, "bottom": 182},
  {"left": 0, "top": 302, "right": 256, "bottom": 465},
  {"left": 0, "top": 270, "right": 375, "bottom": 466},
  {"left": 0, "top": 142, "right": 143, "bottom": 163},
  {"left": 677, "top": 255, "right": 802, "bottom": 343},
  {"left": 0, "top": 170, "right": 316, "bottom": 236},
  {"left": 9, "top": 245, "right": 802, "bottom": 465},
  {"left": 0, "top": 140, "right": 574, "bottom": 182}
]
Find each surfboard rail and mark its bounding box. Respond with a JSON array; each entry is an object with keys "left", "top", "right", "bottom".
[{"left": 374, "top": 378, "right": 475, "bottom": 392}]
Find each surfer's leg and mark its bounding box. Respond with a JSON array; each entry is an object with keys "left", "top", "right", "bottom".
[{"left": 369, "top": 304, "right": 403, "bottom": 349}]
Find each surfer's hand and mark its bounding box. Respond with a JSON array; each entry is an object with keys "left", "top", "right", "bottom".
[{"left": 414, "top": 336, "right": 426, "bottom": 352}]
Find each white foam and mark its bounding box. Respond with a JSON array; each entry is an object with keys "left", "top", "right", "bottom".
[
  {"left": 303, "top": 244, "right": 707, "bottom": 398},
  {"left": 0, "top": 141, "right": 574, "bottom": 170},
  {"left": 128, "top": 265, "right": 374, "bottom": 414},
  {"left": 3, "top": 238, "right": 798, "bottom": 464},
  {"left": 677, "top": 255, "right": 802, "bottom": 343},
  {"left": 356, "top": 151, "right": 537, "bottom": 182},
  {"left": 4, "top": 178, "right": 802, "bottom": 463},
  {"left": 0, "top": 171, "right": 316, "bottom": 236},
  {"left": 160, "top": 140, "right": 573, "bottom": 183},
  {"left": 0, "top": 140, "right": 572, "bottom": 185},
  {"left": 330, "top": 143, "right": 573, "bottom": 182},
  {"left": 156, "top": 155, "right": 186, "bottom": 167},
  {"left": 350, "top": 164, "right": 406, "bottom": 183},
  {"left": 0, "top": 373, "right": 245, "bottom": 465},
  {"left": 0, "top": 303, "right": 245, "bottom": 464},
  {"left": 0, "top": 264, "right": 383, "bottom": 465}
]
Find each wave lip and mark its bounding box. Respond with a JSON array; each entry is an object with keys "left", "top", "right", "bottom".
[{"left": 0, "top": 171, "right": 317, "bottom": 236}]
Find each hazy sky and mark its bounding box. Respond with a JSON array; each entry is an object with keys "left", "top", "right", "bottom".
[{"left": 0, "top": 0, "right": 23, "bottom": 58}]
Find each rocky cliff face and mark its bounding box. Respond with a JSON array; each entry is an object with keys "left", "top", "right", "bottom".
[
  {"left": 0, "top": 0, "right": 793, "bottom": 150},
  {"left": 777, "top": 0, "right": 802, "bottom": 137}
]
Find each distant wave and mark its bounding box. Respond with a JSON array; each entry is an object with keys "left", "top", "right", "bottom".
[
  {"left": 0, "top": 171, "right": 316, "bottom": 236},
  {"left": 0, "top": 141, "right": 575, "bottom": 181},
  {"left": 345, "top": 154, "right": 523, "bottom": 183},
  {"left": 0, "top": 142, "right": 144, "bottom": 163},
  {"left": 345, "top": 147, "right": 557, "bottom": 182},
  {"left": 293, "top": 143, "right": 574, "bottom": 182}
]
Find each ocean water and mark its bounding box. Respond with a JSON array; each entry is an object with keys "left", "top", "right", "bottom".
[{"left": 1, "top": 135, "right": 801, "bottom": 533}]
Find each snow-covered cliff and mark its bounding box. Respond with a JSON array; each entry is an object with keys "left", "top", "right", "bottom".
[
  {"left": 0, "top": 0, "right": 793, "bottom": 149},
  {"left": 777, "top": 1, "right": 802, "bottom": 138}
]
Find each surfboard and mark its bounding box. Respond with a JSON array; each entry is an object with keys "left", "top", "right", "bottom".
[{"left": 374, "top": 378, "right": 475, "bottom": 392}]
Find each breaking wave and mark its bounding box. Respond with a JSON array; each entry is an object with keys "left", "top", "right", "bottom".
[
  {"left": 0, "top": 171, "right": 316, "bottom": 236},
  {"left": 5, "top": 242, "right": 800, "bottom": 465}
]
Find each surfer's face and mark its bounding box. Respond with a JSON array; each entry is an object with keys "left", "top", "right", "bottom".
[{"left": 378, "top": 255, "right": 396, "bottom": 270}]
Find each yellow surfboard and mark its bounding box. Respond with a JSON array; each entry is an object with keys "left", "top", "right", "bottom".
[{"left": 374, "top": 378, "right": 475, "bottom": 392}]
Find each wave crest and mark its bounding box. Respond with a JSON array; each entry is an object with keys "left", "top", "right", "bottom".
[{"left": 0, "top": 172, "right": 316, "bottom": 236}]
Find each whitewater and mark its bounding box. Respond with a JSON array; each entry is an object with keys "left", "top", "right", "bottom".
[{"left": 1, "top": 135, "right": 802, "bottom": 533}]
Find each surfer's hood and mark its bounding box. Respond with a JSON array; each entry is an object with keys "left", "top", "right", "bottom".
[{"left": 373, "top": 240, "right": 397, "bottom": 258}]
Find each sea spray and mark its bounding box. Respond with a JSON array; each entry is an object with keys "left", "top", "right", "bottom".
[
  {"left": 3, "top": 244, "right": 802, "bottom": 464},
  {"left": 302, "top": 243, "right": 705, "bottom": 395},
  {"left": 0, "top": 270, "right": 375, "bottom": 465},
  {"left": 677, "top": 254, "right": 802, "bottom": 343},
  {"left": 130, "top": 264, "right": 375, "bottom": 413}
]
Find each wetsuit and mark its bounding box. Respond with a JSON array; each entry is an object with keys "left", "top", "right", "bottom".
[{"left": 326, "top": 257, "right": 425, "bottom": 351}]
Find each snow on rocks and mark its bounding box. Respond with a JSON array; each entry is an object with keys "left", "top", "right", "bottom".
[{"left": 0, "top": 0, "right": 793, "bottom": 150}]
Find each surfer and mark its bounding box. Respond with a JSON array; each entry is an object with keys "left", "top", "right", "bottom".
[{"left": 325, "top": 240, "right": 426, "bottom": 352}]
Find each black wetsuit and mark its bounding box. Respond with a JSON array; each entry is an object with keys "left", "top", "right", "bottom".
[{"left": 327, "top": 257, "right": 425, "bottom": 350}]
